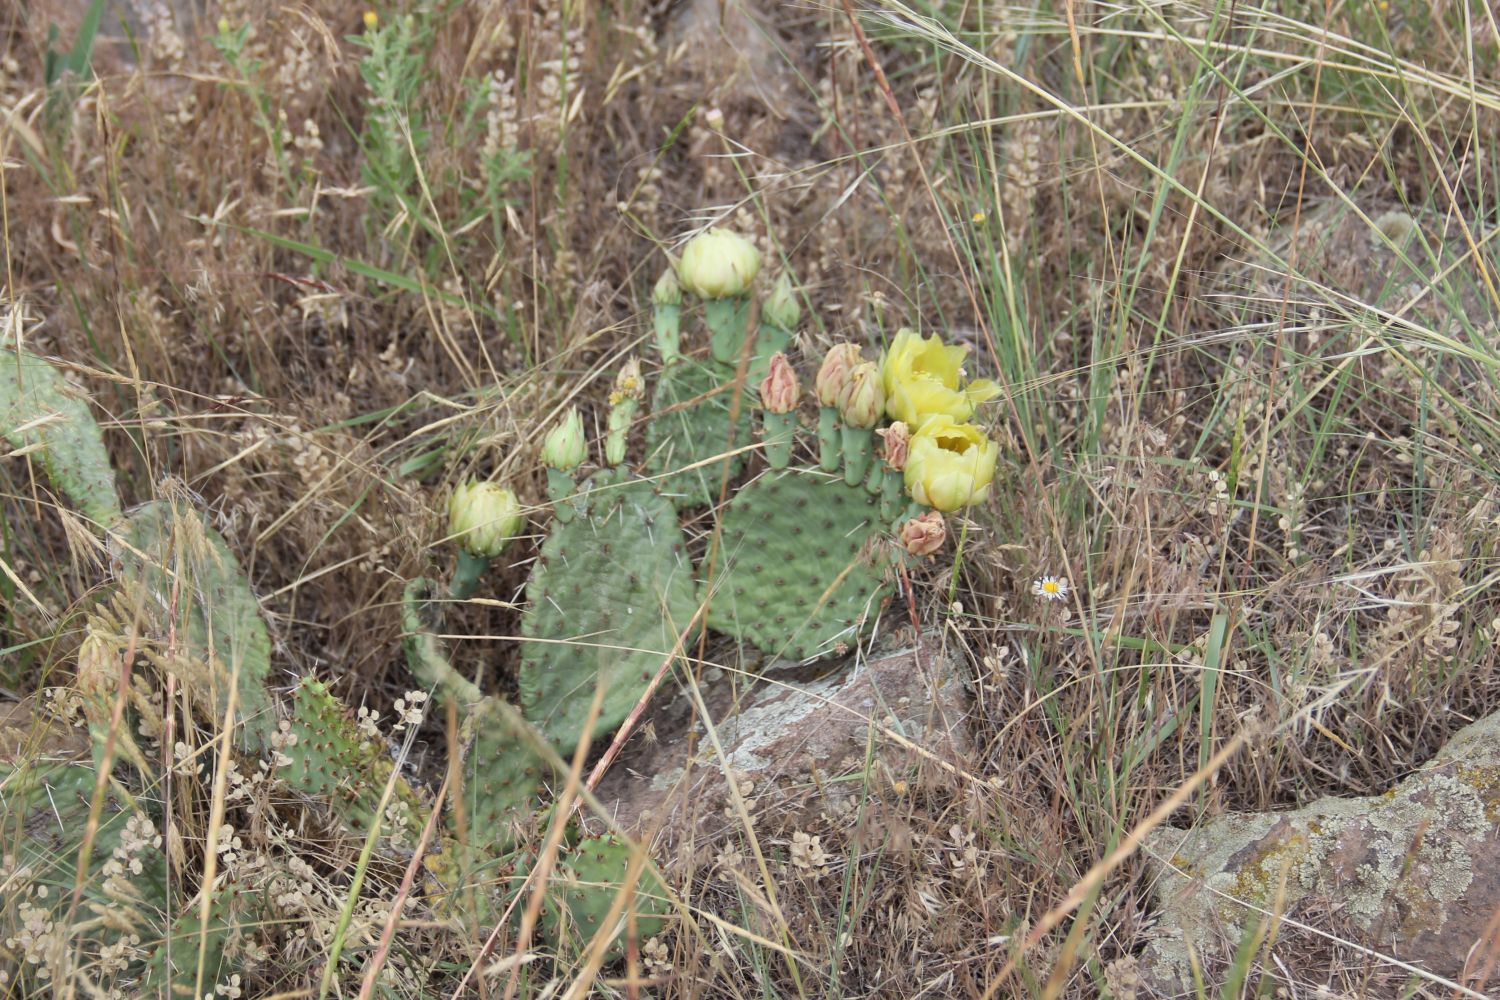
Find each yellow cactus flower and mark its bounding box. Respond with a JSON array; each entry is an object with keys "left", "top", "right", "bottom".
[
  {"left": 363, "top": 10, "right": 379, "bottom": 30},
  {"left": 880, "top": 328, "right": 999, "bottom": 426},
  {"left": 904, "top": 415, "right": 998, "bottom": 512}
]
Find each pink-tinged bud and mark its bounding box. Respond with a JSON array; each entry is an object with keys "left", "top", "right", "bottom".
[
  {"left": 836, "top": 362, "right": 885, "bottom": 429},
  {"left": 878, "top": 421, "right": 910, "bottom": 471},
  {"left": 815, "top": 343, "right": 863, "bottom": 407},
  {"left": 900, "top": 511, "right": 946, "bottom": 557},
  {"left": 759, "top": 352, "right": 800, "bottom": 414}
]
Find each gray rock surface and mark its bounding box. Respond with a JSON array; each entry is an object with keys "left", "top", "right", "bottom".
[
  {"left": 662, "top": 0, "right": 800, "bottom": 110},
  {"left": 1141, "top": 710, "right": 1500, "bottom": 992},
  {"left": 589, "top": 632, "right": 971, "bottom": 852}
]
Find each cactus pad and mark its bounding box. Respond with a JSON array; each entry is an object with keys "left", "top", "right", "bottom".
[
  {"left": 643, "top": 358, "right": 756, "bottom": 509},
  {"left": 0, "top": 346, "right": 121, "bottom": 527},
  {"left": 284, "top": 677, "right": 425, "bottom": 841},
  {"left": 543, "top": 834, "right": 669, "bottom": 963},
  {"left": 115, "top": 500, "right": 275, "bottom": 752},
  {"left": 457, "top": 700, "right": 547, "bottom": 846},
  {"left": 519, "top": 468, "right": 697, "bottom": 752},
  {"left": 705, "top": 468, "right": 893, "bottom": 660}
]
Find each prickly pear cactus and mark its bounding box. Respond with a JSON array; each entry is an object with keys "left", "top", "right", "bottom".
[
  {"left": 519, "top": 466, "right": 698, "bottom": 750},
  {"left": 403, "top": 575, "right": 549, "bottom": 838},
  {"left": 114, "top": 499, "right": 275, "bottom": 753},
  {"left": 643, "top": 357, "right": 757, "bottom": 508},
  {"left": 0, "top": 744, "right": 237, "bottom": 994},
  {"left": 706, "top": 469, "right": 892, "bottom": 660},
  {"left": 284, "top": 677, "right": 426, "bottom": 841},
  {"left": 542, "top": 834, "right": 669, "bottom": 963},
  {"left": 643, "top": 249, "right": 793, "bottom": 510},
  {"left": 0, "top": 345, "right": 121, "bottom": 527},
  {"left": 457, "top": 700, "right": 549, "bottom": 843}
]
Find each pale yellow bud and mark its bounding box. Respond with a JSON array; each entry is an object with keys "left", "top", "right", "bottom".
[
  {"left": 676, "top": 228, "right": 761, "bottom": 299},
  {"left": 541, "top": 407, "right": 587, "bottom": 470},
  {"left": 448, "top": 481, "right": 524, "bottom": 558},
  {"left": 651, "top": 267, "right": 681, "bottom": 306},
  {"left": 836, "top": 362, "right": 885, "bottom": 429},
  {"left": 763, "top": 273, "right": 801, "bottom": 330}
]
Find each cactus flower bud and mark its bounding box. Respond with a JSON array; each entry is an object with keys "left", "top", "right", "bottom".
[
  {"left": 763, "top": 272, "right": 802, "bottom": 331},
  {"left": 878, "top": 421, "right": 911, "bottom": 471},
  {"left": 541, "top": 407, "right": 587, "bottom": 471},
  {"left": 759, "top": 352, "right": 800, "bottom": 415},
  {"left": 651, "top": 267, "right": 681, "bottom": 306},
  {"left": 900, "top": 511, "right": 947, "bottom": 558},
  {"left": 815, "top": 343, "right": 863, "bottom": 407},
  {"left": 448, "top": 481, "right": 524, "bottom": 559},
  {"left": 836, "top": 362, "right": 885, "bottom": 429},
  {"left": 676, "top": 228, "right": 761, "bottom": 299},
  {"left": 610, "top": 357, "right": 644, "bottom": 406}
]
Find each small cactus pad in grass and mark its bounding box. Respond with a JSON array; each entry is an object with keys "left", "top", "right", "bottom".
[
  {"left": 705, "top": 467, "right": 892, "bottom": 660},
  {"left": 284, "top": 677, "right": 426, "bottom": 842},
  {"left": 542, "top": 834, "right": 669, "bottom": 964},
  {"left": 115, "top": 499, "right": 275, "bottom": 753},
  {"left": 0, "top": 346, "right": 121, "bottom": 527},
  {"left": 519, "top": 467, "right": 698, "bottom": 752}
]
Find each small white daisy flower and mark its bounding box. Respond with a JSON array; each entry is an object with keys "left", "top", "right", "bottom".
[{"left": 1031, "top": 576, "right": 1069, "bottom": 602}]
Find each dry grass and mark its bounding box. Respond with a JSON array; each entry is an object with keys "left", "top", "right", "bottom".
[{"left": 2, "top": 0, "right": 1499, "bottom": 996}]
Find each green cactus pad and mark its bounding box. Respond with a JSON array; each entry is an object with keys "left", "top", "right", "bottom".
[
  {"left": 542, "top": 834, "right": 669, "bottom": 963},
  {"left": 457, "top": 699, "right": 547, "bottom": 846},
  {"left": 115, "top": 500, "right": 275, "bottom": 753},
  {"left": 519, "top": 468, "right": 698, "bottom": 752},
  {"left": 284, "top": 677, "right": 425, "bottom": 841},
  {"left": 0, "top": 346, "right": 122, "bottom": 527},
  {"left": 705, "top": 468, "right": 893, "bottom": 660},
  {"left": 0, "top": 755, "right": 186, "bottom": 991},
  {"left": 0, "top": 756, "right": 130, "bottom": 876},
  {"left": 643, "top": 358, "right": 757, "bottom": 509}
]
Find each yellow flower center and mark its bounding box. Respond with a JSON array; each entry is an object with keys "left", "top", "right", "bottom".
[
  {"left": 935, "top": 431, "right": 976, "bottom": 454},
  {"left": 1042, "top": 581, "right": 1061, "bottom": 594}
]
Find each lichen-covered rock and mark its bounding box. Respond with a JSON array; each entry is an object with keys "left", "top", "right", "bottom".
[
  {"left": 1142, "top": 710, "right": 1500, "bottom": 991},
  {"left": 594, "top": 632, "right": 971, "bottom": 845}
]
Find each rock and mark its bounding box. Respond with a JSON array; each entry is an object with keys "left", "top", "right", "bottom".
[
  {"left": 1141, "top": 710, "right": 1500, "bottom": 992},
  {"left": 0, "top": 696, "right": 90, "bottom": 765},
  {"left": 589, "top": 632, "right": 971, "bottom": 852},
  {"left": 1221, "top": 199, "right": 1493, "bottom": 333},
  {"left": 662, "top": 0, "right": 800, "bottom": 111}
]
